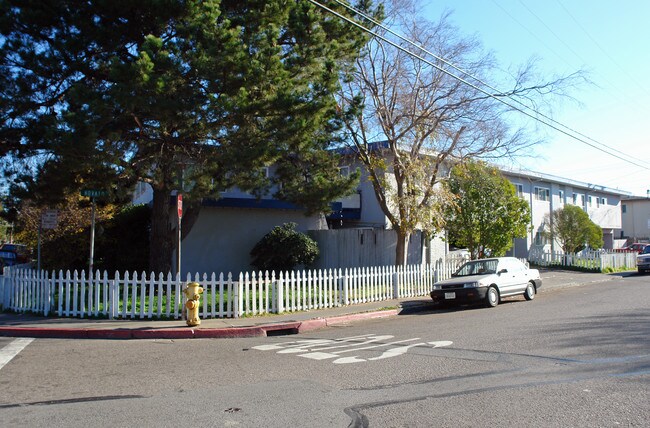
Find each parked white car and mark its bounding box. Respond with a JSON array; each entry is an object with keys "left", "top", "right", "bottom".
[{"left": 430, "top": 257, "right": 542, "bottom": 308}]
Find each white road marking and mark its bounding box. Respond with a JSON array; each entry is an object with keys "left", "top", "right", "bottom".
[
  {"left": 278, "top": 335, "right": 394, "bottom": 354},
  {"left": 252, "top": 339, "right": 333, "bottom": 351},
  {"left": 0, "top": 338, "right": 34, "bottom": 370},
  {"left": 428, "top": 340, "right": 454, "bottom": 348},
  {"left": 334, "top": 342, "right": 426, "bottom": 364},
  {"left": 253, "top": 335, "right": 453, "bottom": 364}
]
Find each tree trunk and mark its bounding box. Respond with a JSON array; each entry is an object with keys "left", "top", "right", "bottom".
[
  {"left": 395, "top": 229, "right": 410, "bottom": 266},
  {"left": 149, "top": 186, "right": 174, "bottom": 274}
]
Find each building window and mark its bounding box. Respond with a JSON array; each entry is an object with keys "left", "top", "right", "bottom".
[
  {"left": 558, "top": 190, "right": 564, "bottom": 203},
  {"left": 514, "top": 183, "right": 523, "bottom": 197},
  {"left": 588, "top": 196, "right": 592, "bottom": 205},
  {"left": 622, "top": 204, "right": 627, "bottom": 214},
  {"left": 340, "top": 166, "right": 350, "bottom": 177},
  {"left": 572, "top": 193, "right": 586, "bottom": 206},
  {"left": 534, "top": 231, "right": 548, "bottom": 246},
  {"left": 534, "top": 187, "right": 550, "bottom": 201}
]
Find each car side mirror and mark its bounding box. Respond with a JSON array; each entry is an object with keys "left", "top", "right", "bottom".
[{"left": 498, "top": 269, "right": 508, "bottom": 275}]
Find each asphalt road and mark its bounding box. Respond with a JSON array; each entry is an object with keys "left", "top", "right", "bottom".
[{"left": 0, "top": 273, "right": 648, "bottom": 427}]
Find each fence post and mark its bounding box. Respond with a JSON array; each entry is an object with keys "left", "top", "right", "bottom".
[
  {"left": 342, "top": 269, "right": 349, "bottom": 305},
  {"left": 392, "top": 268, "right": 400, "bottom": 299},
  {"left": 0, "top": 269, "right": 6, "bottom": 310},
  {"left": 276, "top": 271, "right": 284, "bottom": 314},
  {"left": 234, "top": 273, "right": 243, "bottom": 318},
  {"left": 44, "top": 272, "right": 50, "bottom": 317},
  {"left": 108, "top": 279, "right": 116, "bottom": 319}
]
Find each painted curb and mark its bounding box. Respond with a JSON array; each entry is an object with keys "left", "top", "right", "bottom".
[{"left": 0, "top": 308, "right": 401, "bottom": 340}]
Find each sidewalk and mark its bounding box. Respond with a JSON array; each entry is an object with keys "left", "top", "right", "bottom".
[{"left": 0, "top": 269, "right": 620, "bottom": 340}]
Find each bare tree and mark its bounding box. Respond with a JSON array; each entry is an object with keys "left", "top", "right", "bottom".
[{"left": 339, "top": 0, "right": 580, "bottom": 265}]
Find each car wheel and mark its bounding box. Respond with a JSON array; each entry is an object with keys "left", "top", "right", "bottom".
[
  {"left": 524, "top": 282, "right": 536, "bottom": 301},
  {"left": 486, "top": 286, "right": 499, "bottom": 308}
]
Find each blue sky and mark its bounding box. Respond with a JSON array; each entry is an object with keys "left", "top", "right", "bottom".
[{"left": 422, "top": 0, "right": 650, "bottom": 197}]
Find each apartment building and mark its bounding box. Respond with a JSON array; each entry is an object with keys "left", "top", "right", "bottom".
[
  {"left": 620, "top": 196, "right": 650, "bottom": 242},
  {"left": 489, "top": 169, "right": 629, "bottom": 257}
]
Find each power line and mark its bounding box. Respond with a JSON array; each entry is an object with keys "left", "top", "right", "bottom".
[
  {"left": 329, "top": 0, "right": 643, "bottom": 166},
  {"left": 309, "top": 0, "right": 648, "bottom": 171},
  {"left": 490, "top": 0, "right": 648, "bottom": 160},
  {"left": 555, "top": 0, "right": 650, "bottom": 101},
  {"left": 489, "top": 0, "right": 648, "bottom": 161}
]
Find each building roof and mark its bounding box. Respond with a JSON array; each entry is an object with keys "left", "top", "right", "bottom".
[
  {"left": 621, "top": 196, "right": 650, "bottom": 202},
  {"left": 500, "top": 167, "right": 633, "bottom": 197},
  {"left": 338, "top": 140, "right": 633, "bottom": 197}
]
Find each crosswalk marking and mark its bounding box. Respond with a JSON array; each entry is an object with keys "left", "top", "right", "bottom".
[{"left": 0, "top": 338, "right": 34, "bottom": 371}]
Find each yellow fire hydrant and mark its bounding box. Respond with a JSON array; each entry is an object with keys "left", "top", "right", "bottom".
[{"left": 183, "top": 282, "right": 204, "bottom": 327}]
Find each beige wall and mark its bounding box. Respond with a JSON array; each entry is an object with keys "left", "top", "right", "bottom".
[{"left": 621, "top": 199, "right": 650, "bottom": 240}]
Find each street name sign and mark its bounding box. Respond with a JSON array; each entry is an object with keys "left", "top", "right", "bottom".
[{"left": 81, "top": 189, "right": 108, "bottom": 198}]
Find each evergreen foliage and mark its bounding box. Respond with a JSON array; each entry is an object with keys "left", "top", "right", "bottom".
[{"left": 0, "top": 0, "right": 379, "bottom": 273}]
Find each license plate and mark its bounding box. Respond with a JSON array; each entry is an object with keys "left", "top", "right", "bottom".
[{"left": 445, "top": 292, "right": 456, "bottom": 299}]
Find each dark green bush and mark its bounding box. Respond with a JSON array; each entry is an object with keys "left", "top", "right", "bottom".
[{"left": 250, "top": 223, "right": 319, "bottom": 272}]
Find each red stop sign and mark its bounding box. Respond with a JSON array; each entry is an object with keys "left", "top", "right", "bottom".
[{"left": 177, "top": 194, "right": 183, "bottom": 219}]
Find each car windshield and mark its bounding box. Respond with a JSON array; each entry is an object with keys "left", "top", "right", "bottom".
[
  {"left": 642, "top": 246, "right": 650, "bottom": 254},
  {"left": 453, "top": 260, "right": 498, "bottom": 277},
  {"left": 0, "top": 251, "right": 16, "bottom": 259}
]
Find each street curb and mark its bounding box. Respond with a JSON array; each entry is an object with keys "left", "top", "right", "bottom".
[{"left": 0, "top": 309, "right": 399, "bottom": 340}]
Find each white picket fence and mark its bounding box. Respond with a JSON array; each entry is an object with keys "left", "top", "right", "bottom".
[
  {"left": 528, "top": 249, "right": 637, "bottom": 271},
  {"left": 0, "top": 259, "right": 465, "bottom": 320}
]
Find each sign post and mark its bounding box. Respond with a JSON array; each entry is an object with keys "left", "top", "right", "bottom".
[
  {"left": 81, "top": 189, "right": 107, "bottom": 274},
  {"left": 38, "top": 209, "right": 59, "bottom": 271},
  {"left": 177, "top": 194, "right": 182, "bottom": 278}
]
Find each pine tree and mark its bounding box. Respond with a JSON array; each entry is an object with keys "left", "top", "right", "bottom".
[{"left": 0, "top": 0, "right": 378, "bottom": 273}]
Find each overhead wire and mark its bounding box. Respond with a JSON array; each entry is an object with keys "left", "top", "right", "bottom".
[
  {"left": 491, "top": 0, "right": 647, "bottom": 160},
  {"left": 308, "top": 0, "right": 648, "bottom": 171},
  {"left": 330, "top": 0, "right": 644, "bottom": 166},
  {"left": 555, "top": 0, "right": 650, "bottom": 101}
]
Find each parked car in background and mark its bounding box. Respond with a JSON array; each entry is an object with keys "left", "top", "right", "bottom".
[
  {"left": 0, "top": 250, "right": 18, "bottom": 268},
  {"left": 0, "top": 243, "right": 31, "bottom": 264},
  {"left": 636, "top": 245, "right": 650, "bottom": 274},
  {"left": 617, "top": 242, "right": 648, "bottom": 253},
  {"left": 430, "top": 257, "right": 542, "bottom": 308}
]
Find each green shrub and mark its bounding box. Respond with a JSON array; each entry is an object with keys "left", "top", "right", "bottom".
[{"left": 250, "top": 223, "right": 319, "bottom": 272}]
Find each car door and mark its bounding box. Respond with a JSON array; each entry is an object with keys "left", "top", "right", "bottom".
[
  {"left": 507, "top": 258, "right": 530, "bottom": 294},
  {"left": 497, "top": 259, "right": 526, "bottom": 297}
]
